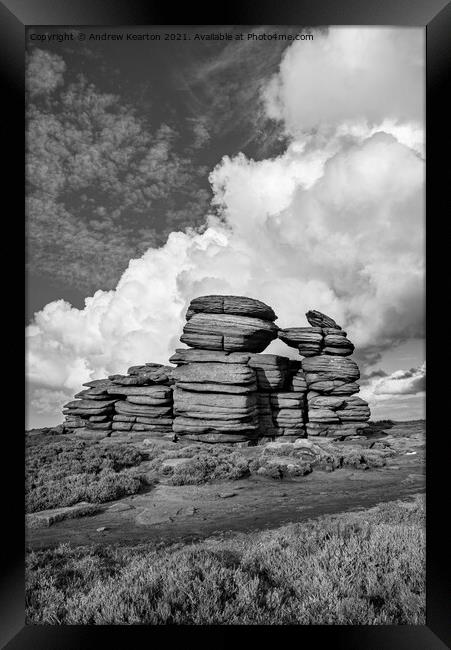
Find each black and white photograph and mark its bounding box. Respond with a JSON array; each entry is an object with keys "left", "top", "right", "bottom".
[{"left": 23, "top": 23, "right": 429, "bottom": 627}]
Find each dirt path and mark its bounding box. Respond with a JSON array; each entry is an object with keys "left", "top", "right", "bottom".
[{"left": 26, "top": 432, "right": 425, "bottom": 550}]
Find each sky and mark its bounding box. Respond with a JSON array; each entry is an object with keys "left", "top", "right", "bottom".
[{"left": 25, "top": 26, "right": 425, "bottom": 429}]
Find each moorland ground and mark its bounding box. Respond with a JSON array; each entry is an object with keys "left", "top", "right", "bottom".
[{"left": 25, "top": 420, "right": 425, "bottom": 624}]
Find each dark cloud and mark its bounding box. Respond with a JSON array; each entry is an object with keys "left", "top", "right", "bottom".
[
  {"left": 26, "top": 49, "right": 211, "bottom": 293},
  {"left": 26, "top": 35, "right": 295, "bottom": 296},
  {"left": 26, "top": 49, "right": 66, "bottom": 96},
  {"left": 177, "top": 27, "right": 296, "bottom": 158},
  {"left": 359, "top": 368, "right": 388, "bottom": 384}
]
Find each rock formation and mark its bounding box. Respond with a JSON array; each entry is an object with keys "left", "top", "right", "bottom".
[
  {"left": 63, "top": 364, "right": 175, "bottom": 440},
  {"left": 278, "top": 311, "right": 370, "bottom": 438},
  {"left": 62, "top": 296, "right": 370, "bottom": 443},
  {"left": 62, "top": 380, "right": 117, "bottom": 439},
  {"left": 171, "top": 296, "right": 289, "bottom": 443}
]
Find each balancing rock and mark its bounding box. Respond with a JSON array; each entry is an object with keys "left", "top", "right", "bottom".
[{"left": 181, "top": 313, "right": 278, "bottom": 352}]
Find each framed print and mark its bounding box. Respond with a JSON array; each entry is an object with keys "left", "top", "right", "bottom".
[{"left": 2, "top": 0, "right": 450, "bottom": 647}]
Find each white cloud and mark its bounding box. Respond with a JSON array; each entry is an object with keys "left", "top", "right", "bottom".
[
  {"left": 26, "top": 131, "right": 424, "bottom": 405},
  {"left": 209, "top": 130, "right": 424, "bottom": 350},
  {"left": 28, "top": 387, "right": 73, "bottom": 415},
  {"left": 374, "top": 362, "right": 426, "bottom": 396},
  {"left": 359, "top": 362, "right": 425, "bottom": 420},
  {"left": 26, "top": 28, "right": 425, "bottom": 426},
  {"left": 263, "top": 27, "right": 424, "bottom": 134}
]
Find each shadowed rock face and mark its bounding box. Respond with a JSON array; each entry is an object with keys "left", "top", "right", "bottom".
[{"left": 248, "top": 354, "right": 290, "bottom": 392}]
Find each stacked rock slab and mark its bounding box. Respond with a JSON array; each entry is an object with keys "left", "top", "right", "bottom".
[
  {"left": 62, "top": 364, "right": 174, "bottom": 440},
  {"left": 171, "top": 295, "right": 281, "bottom": 443},
  {"left": 170, "top": 350, "right": 259, "bottom": 443},
  {"left": 278, "top": 310, "right": 370, "bottom": 438},
  {"left": 181, "top": 295, "right": 278, "bottom": 352},
  {"left": 62, "top": 379, "right": 118, "bottom": 438},
  {"left": 107, "top": 364, "right": 174, "bottom": 438}
]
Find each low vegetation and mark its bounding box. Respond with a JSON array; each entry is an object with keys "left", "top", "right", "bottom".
[
  {"left": 168, "top": 453, "right": 251, "bottom": 485},
  {"left": 25, "top": 437, "right": 145, "bottom": 513},
  {"left": 25, "top": 495, "right": 425, "bottom": 625},
  {"left": 145, "top": 436, "right": 395, "bottom": 483},
  {"left": 26, "top": 431, "right": 399, "bottom": 513},
  {"left": 146, "top": 441, "right": 248, "bottom": 475}
]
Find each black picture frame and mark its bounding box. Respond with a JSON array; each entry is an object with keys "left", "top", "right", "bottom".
[{"left": 4, "top": 0, "right": 450, "bottom": 647}]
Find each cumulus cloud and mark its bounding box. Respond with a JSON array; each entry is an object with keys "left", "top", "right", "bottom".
[
  {"left": 26, "top": 28, "right": 425, "bottom": 425},
  {"left": 373, "top": 362, "right": 426, "bottom": 396},
  {"left": 359, "top": 362, "right": 425, "bottom": 420},
  {"left": 26, "top": 131, "right": 424, "bottom": 400},
  {"left": 263, "top": 27, "right": 424, "bottom": 134},
  {"left": 209, "top": 130, "right": 424, "bottom": 353}
]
